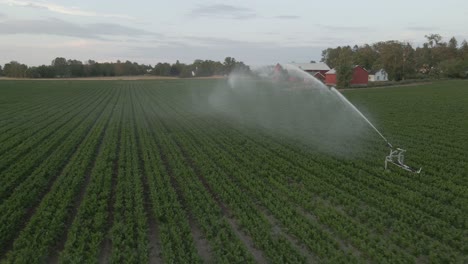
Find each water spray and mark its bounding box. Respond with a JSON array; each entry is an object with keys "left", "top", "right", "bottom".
[
  {"left": 329, "top": 87, "right": 421, "bottom": 173},
  {"left": 330, "top": 88, "right": 393, "bottom": 148},
  {"left": 226, "top": 63, "right": 421, "bottom": 173}
]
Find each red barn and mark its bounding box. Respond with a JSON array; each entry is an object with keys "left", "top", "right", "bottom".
[
  {"left": 291, "top": 63, "right": 330, "bottom": 82},
  {"left": 312, "top": 72, "right": 326, "bottom": 82},
  {"left": 325, "top": 68, "right": 337, "bottom": 85},
  {"left": 325, "top": 65, "right": 369, "bottom": 86}
]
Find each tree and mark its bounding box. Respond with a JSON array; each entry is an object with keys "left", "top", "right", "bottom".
[
  {"left": 439, "top": 59, "right": 467, "bottom": 78},
  {"left": 179, "top": 66, "right": 194, "bottom": 78},
  {"left": 223, "top": 57, "right": 237, "bottom": 74},
  {"left": 152, "top": 62, "right": 171, "bottom": 76},
  {"left": 114, "top": 60, "right": 125, "bottom": 76},
  {"left": 67, "top": 59, "right": 84, "bottom": 77},
  {"left": 100, "top": 63, "right": 115, "bottom": 76},
  {"left": 3, "top": 61, "right": 28, "bottom": 78},
  {"left": 36, "top": 65, "right": 56, "bottom": 78},
  {"left": 374, "top": 41, "right": 414, "bottom": 81},
  {"left": 335, "top": 46, "right": 354, "bottom": 88},
  {"left": 0, "top": 65, "right": 3, "bottom": 76},
  {"left": 85, "top": 60, "right": 100, "bottom": 77},
  {"left": 447, "top": 37, "right": 458, "bottom": 59},
  {"left": 401, "top": 43, "right": 416, "bottom": 78},
  {"left": 353, "top": 44, "right": 379, "bottom": 70},
  {"left": 231, "top": 61, "right": 250, "bottom": 74},
  {"left": 51, "top": 57, "right": 68, "bottom": 77},
  {"left": 425, "top": 34, "right": 442, "bottom": 48},
  {"left": 460, "top": 40, "right": 468, "bottom": 61},
  {"left": 414, "top": 43, "right": 433, "bottom": 74},
  {"left": 321, "top": 47, "right": 341, "bottom": 68},
  {"left": 193, "top": 59, "right": 214, "bottom": 77},
  {"left": 170, "top": 60, "right": 183, "bottom": 76}
]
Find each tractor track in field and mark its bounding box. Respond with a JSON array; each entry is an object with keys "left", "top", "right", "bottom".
[
  {"left": 0, "top": 89, "right": 79, "bottom": 135},
  {"left": 152, "top": 103, "right": 268, "bottom": 263},
  {"left": 0, "top": 88, "right": 107, "bottom": 176},
  {"left": 130, "top": 90, "right": 163, "bottom": 264},
  {"left": 140, "top": 88, "right": 215, "bottom": 263},
  {"left": 155, "top": 130, "right": 214, "bottom": 264},
  {"left": 150, "top": 95, "right": 262, "bottom": 263},
  {"left": 0, "top": 89, "right": 111, "bottom": 203},
  {"left": 171, "top": 125, "right": 312, "bottom": 263},
  {"left": 0, "top": 89, "right": 113, "bottom": 260},
  {"left": 171, "top": 135, "right": 268, "bottom": 264},
  {"left": 0, "top": 86, "right": 94, "bottom": 144},
  {"left": 157, "top": 102, "right": 399, "bottom": 262},
  {"left": 98, "top": 104, "right": 124, "bottom": 264},
  {"left": 208, "top": 116, "right": 465, "bottom": 231},
  {"left": 47, "top": 93, "right": 118, "bottom": 263}
]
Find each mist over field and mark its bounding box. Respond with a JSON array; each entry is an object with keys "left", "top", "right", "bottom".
[{"left": 206, "top": 65, "right": 374, "bottom": 156}]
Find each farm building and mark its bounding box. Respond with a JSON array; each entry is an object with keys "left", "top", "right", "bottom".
[
  {"left": 291, "top": 62, "right": 330, "bottom": 82},
  {"left": 325, "top": 65, "right": 369, "bottom": 86},
  {"left": 369, "top": 69, "right": 388, "bottom": 82},
  {"left": 312, "top": 72, "right": 326, "bottom": 82}
]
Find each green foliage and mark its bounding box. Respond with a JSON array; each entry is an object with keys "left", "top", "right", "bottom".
[
  {"left": 3, "top": 61, "right": 28, "bottom": 78},
  {"left": 2, "top": 56, "right": 249, "bottom": 79},
  {"left": 353, "top": 44, "right": 379, "bottom": 70},
  {"left": 0, "top": 80, "right": 466, "bottom": 263},
  {"left": 322, "top": 34, "right": 468, "bottom": 81},
  {"left": 373, "top": 41, "right": 415, "bottom": 81},
  {"left": 439, "top": 59, "right": 468, "bottom": 78},
  {"left": 170, "top": 60, "right": 183, "bottom": 76},
  {"left": 336, "top": 47, "right": 354, "bottom": 88},
  {"left": 152, "top": 62, "right": 171, "bottom": 76},
  {"left": 321, "top": 47, "right": 341, "bottom": 68}
]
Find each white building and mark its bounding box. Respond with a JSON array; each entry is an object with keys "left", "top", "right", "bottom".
[{"left": 368, "top": 69, "right": 388, "bottom": 82}]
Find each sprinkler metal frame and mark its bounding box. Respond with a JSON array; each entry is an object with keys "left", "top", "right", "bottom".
[{"left": 385, "top": 148, "right": 422, "bottom": 174}]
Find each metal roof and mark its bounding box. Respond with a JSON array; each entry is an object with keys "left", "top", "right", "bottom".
[
  {"left": 325, "top": 66, "right": 369, "bottom": 74},
  {"left": 291, "top": 62, "right": 330, "bottom": 71}
]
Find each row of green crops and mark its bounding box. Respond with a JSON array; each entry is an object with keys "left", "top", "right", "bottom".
[{"left": 0, "top": 79, "right": 466, "bottom": 263}]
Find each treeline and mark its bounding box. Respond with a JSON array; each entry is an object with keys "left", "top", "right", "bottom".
[
  {"left": 321, "top": 34, "right": 468, "bottom": 87},
  {"left": 0, "top": 57, "right": 249, "bottom": 78}
]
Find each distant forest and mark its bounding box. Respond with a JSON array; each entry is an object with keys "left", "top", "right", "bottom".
[
  {"left": 0, "top": 57, "right": 249, "bottom": 78},
  {"left": 1, "top": 34, "right": 467, "bottom": 81},
  {"left": 321, "top": 34, "right": 468, "bottom": 87}
]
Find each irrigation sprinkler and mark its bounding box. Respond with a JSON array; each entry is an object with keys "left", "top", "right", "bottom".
[
  {"left": 385, "top": 148, "right": 422, "bottom": 174},
  {"left": 328, "top": 87, "right": 422, "bottom": 173}
]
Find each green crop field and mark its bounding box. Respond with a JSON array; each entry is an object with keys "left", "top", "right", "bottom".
[{"left": 0, "top": 79, "right": 466, "bottom": 263}]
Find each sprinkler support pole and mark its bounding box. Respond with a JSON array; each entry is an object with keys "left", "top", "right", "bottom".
[{"left": 328, "top": 87, "right": 420, "bottom": 173}]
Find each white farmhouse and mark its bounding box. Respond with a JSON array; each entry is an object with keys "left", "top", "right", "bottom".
[{"left": 368, "top": 69, "right": 388, "bottom": 82}]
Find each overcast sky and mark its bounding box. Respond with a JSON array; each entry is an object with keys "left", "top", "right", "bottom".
[{"left": 1, "top": 0, "right": 467, "bottom": 66}]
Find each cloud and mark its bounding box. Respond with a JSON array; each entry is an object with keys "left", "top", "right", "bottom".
[
  {"left": 317, "top": 24, "right": 371, "bottom": 31},
  {"left": 188, "top": 4, "right": 299, "bottom": 21},
  {"left": 0, "top": 0, "right": 135, "bottom": 20},
  {"left": 406, "top": 26, "right": 439, "bottom": 31},
  {"left": 126, "top": 42, "right": 325, "bottom": 66},
  {"left": 273, "top": 15, "right": 300, "bottom": 20},
  {"left": 0, "top": 18, "right": 157, "bottom": 39},
  {"left": 175, "top": 35, "right": 342, "bottom": 51},
  {"left": 188, "top": 4, "right": 257, "bottom": 19},
  {"left": 180, "top": 36, "right": 255, "bottom": 46}
]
